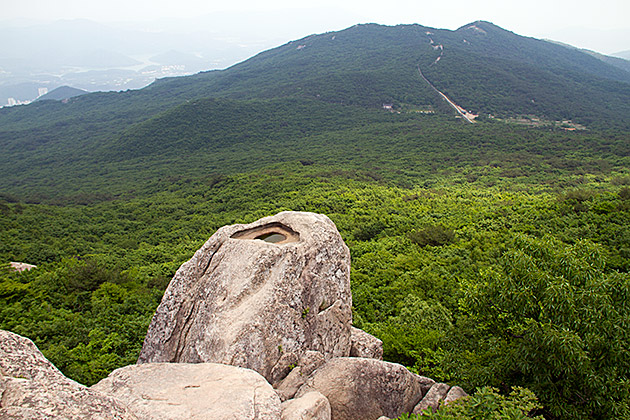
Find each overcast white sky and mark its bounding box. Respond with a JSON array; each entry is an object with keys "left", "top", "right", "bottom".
[{"left": 4, "top": 0, "right": 630, "bottom": 54}]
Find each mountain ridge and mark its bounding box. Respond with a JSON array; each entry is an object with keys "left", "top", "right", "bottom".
[
  {"left": 546, "top": 39, "right": 630, "bottom": 75},
  {"left": 1, "top": 21, "right": 630, "bottom": 200},
  {"left": 4, "top": 21, "right": 630, "bottom": 120},
  {"left": 35, "top": 86, "right": 88, "bottom": 102},
  {"left": 613, "top": 50, "right": 630, "bottom": 60}
]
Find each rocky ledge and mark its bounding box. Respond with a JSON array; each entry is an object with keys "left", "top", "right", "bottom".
[{"left": 0, "top": 212, "right": 467, "bottom": 420}]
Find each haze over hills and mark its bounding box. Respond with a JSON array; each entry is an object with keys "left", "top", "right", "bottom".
[
  {"left": 2, "top": 19, "right": 630, "bottom": 420},
  {"left": 0, "top": 18, "right": 274, "bottom": 106},
  {"left": 613, "top": 50, "right": 630, "bottom": 60},
  {"left": 1, "top": 20, "right": 630, "bottom": 201},
  {"left": 35, "top": 86, "right": 88, "bottom": 102},
  {"left": 0, "top": 10, "right": 362, "bottom": 106}
]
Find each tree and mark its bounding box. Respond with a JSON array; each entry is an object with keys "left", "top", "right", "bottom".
[{"left": 455, "top": 234, "right": 630, "bottom": 419}]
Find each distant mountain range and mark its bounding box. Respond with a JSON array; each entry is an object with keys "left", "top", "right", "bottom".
[
  {"left": 35, "top": 86, "right": 87, "bottom": 102},
  {"left": 0, "top": 18, "right": 275, "bottom": 106},
  {"left": 2, "top": 18, "right": 628, "bottom": 109},
  {"left": 1, "top": 21, "right": 629, "bottom": 199},
  {"left": 140, "top": 21, "right": 630, "bottom": 129},
  {"left": 613, "top": 50, "right": 630, "bottom": 60}
]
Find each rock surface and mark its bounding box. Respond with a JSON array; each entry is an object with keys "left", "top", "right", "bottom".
[
  {"left": 138, "top": 211, "right": 353, "bottom": 382},
  {"left": 296, "top": 357, "right": 425, "bottom": 420},
  {"left": 0, "top": 330, "right": 136, "bottom": 420},
  {"left": 444, "top": 386, "right": 468, "bottom": 404},
  {"left": 275, "top": 351, "right": 326, "bottom": 401},
  {"left": 281, "top": 391, "right": 331, "bottom": 420},
  {"left": 413, "top": 382, "right": 451, "bottom": 414},
  {"left": 414, "top": 375, "right": 437, "bottom": 394},
  {"left": 9, "top": 262, "right": 36, "bottom": 272},
  {"left": 269, "top": 351, "right": 300, "bottom": 386},
  {"left": 349, "top": 327, "right": 383, "bottom": 360},
  {"left": 92, "top": 362, "right": 281, "bottom": 420}
]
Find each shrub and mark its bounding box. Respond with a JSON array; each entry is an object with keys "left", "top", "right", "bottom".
[
  {"left": 456, "top": 235, "right": 630, "bottom": 419},
  {"left": 409, "top": 225, "right": 455, "bottom": 247},
  {"left": 395, "top": 387, "right": 543, "bottom": 420}
]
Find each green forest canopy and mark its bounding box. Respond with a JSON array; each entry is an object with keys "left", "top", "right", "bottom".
[
  {"left": 2, "top": 126, "right": 630, "bottom": 419},
  {"left": 1, "top": 22, "right": 630, "bottom": 420}
]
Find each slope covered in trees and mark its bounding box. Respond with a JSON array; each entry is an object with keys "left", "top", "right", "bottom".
[
  {"left": 2, "top": 22, "right": 630, "bottom": 202},
  {"left": 1, "top": 20, "right": 630, "bottom": 420},
  {"left": 2, "top": 124, "right": 630, "bottom": 418}
]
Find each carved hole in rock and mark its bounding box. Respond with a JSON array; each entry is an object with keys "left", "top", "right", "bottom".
[{"left": 231, "top": 222, "right": 300, "bottom": 244}]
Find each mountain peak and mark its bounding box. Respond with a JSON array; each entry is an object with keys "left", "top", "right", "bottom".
[
  {"left": 35, "top": 86, "right": 87, "bottom": 102},
  {"left": 455, "top": 20, "right": 507, "bottom": 34}
]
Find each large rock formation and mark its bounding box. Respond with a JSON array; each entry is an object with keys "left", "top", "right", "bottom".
[
  {"left": 138, "top": 212, "right": 353, "bottom": 382},
  {"left": 0, "top": 330, "right": 136, "bottom": 420},
  {"left": 1, "top": 212, "right": 469, "bottom": 420},
  {"left": 92, "top": 363, "right": 281, "bottom": 420}
]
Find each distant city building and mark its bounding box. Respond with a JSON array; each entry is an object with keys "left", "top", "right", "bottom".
[
  {"left": 38, "top": 87, "right": 48, "bottom": 97},
  {"left": 6, "top": 97, "right": 31, "bottom": 107}
]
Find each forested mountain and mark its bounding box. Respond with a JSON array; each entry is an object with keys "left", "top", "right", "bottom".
[
  {"left": 2, "top": 21, "right": 630, "bottom": 202},
  {"left": 0, "top": 22, "right": 630, "bottom": 200},
  {"left": 2, "top": 21, "right": 630, "bottom": 420},
  {"left": 35, "top": 86, "right": 88, "bottom": 102},
  {"left": 583, "top": 50, "right": 630, "bottom": 74}
]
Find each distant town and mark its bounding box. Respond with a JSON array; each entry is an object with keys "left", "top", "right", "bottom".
[{"left": 5, "top": 88, "right": 49, "bottom": 107}]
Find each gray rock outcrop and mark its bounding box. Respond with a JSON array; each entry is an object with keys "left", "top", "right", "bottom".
[
  {"left": 444, "top": 386, "right": 468, "bottom": 404},
  {"left": 0, "top": 330, "right": 136, "bottom": 420},
  {"left": 412, "top": 382, "right": 451, "bottom": 414},
  {"left": 275, "top": 350, "right": 327, "bottom": 401},
  {"left": 1, "top": 212, "right": 470, "bottom": 420},
  {"left": 295, "top": 357, "right": 427, "bottom": 420},
  {"left": 138, "top": 211, "right": 352, "bottom": 382},
  {"left": 269, "top": 351, "right": 300, "bottom": 386},
  {"left": 281, "top": 391, "right": 331, "bottom": 420},
  {"left": 92, "top": 362, "right": 281, "bottom": 420},
  {"left": 349, "top": 327, "right": 383, "bottom": 360},
  {"left": 9, "top": 262, "right": 36, "bottom": 272}
]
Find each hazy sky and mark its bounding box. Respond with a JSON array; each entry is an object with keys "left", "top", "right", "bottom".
[{"left": 4, "top": 0, "right": 630, "bottom": 54}]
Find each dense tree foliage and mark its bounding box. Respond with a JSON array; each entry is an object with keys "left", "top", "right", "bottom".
[
  {"left": 396, "top": 387, "right": 544, "bottom": 420},
  {"left": 447, "top": 236, "right": 630, "bottom": 418},
  {"left": 1, "top": 21, "right": 630, "bottom": 420},
  {"left": 0, "top": 258, "right": 162, "bottom": 385},
  {"left": 1, "top": 148, "right": 629, "bottom": 419}
]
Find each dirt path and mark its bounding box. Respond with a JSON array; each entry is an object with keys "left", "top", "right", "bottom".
[
  {"left": 417, "top": 65, "right": 476, "bottom": 123},
  {"left": 419, "top": 35, "right": 476, "bottom": 123}
]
